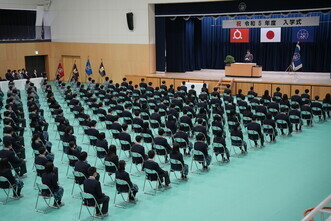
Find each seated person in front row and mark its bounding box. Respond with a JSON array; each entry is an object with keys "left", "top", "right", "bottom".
[
  {"left": 143, "top": 150, "right": 171, "bottom": 189},
  {"left": 0, "top": 158, "right": 24, "bottom": 198},
  {"left": 84, "top": 167, "right": 109, "bottom": 217},
  {"left": 115, "top": 160, "right": 139, "bottom": 202},
  {"left": 193, "top": 133, "right": 212, "bottom": 170}
]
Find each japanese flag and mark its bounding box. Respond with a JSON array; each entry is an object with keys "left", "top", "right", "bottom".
[{"left": 260, "top": 28, "right": 281, "bottom": 42}]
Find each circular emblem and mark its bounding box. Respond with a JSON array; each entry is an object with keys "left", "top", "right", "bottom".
[
  {"left": 297, "top": 29, "right": 309, "bottom": 40},
  {"left": 233, "top": 29, "right": 243, "bottom": 39},
  {"left": 58, "top": 68, "right": 63, "bottom": 72},
  {"left": 238, "top": 2, "right": 247, "bottom": 11},
  {"left": 293, "top": 52, "right": 300, "bottom": 61}
]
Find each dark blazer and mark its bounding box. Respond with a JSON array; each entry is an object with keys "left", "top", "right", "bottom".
[
  {"left": 35, "top": 155, "right": 48, "bottom": 176},
  {"left": 170, "top": 151, "right": 185, "bottom": 171},
  {"left": 0, "top": 149, "right": 22, "bottom": 167},
  {"left": 179, "top": 115, "right": 193, "bottom": 128},
  {"left": 154, "top": 136, "right": 171, "bottom": 153},
  {"left": 131, "top": 144, "right": 147, "bottom": 163},
  {"left": 247, "top": 122, "right": 263, "bottom": 137},
  {"left": 193, "top": 141, "right": 209, "bottom": 161},
  {"left": 105, "top": 154, "right": 119, "bottom": 173},
  {"left": 74, "top": 160, "right": 91, "bottom": 184},
  {"left": 142, "top": 159, "right": 164, "bottom": 180},
  {"left": 115, "top": 170, "right": 133, "bottom": 191},
  {"left": 83, "top": 178, "right": 105, "bottom": 204},
  {"left": 42, "top": 172, "right": 59, "bottom": 193}
]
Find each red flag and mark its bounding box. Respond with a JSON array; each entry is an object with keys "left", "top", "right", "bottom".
[
  {"left": 230, "top": 29, "right": 250, "bottom": 43},
  {"left": 57, "top": 63, "right": 65, "bottom": 78}
]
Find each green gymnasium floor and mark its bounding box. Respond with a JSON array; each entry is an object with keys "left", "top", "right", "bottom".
[{"left": 0, "top": 85, "right": 330, "bottom": 221}]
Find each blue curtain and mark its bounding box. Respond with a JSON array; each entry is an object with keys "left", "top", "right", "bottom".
[{"left": 160, "top": 12, "right": 331, "bottom": 72}]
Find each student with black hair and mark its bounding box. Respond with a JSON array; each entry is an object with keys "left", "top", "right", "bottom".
[
  {"left": 115, "top": 160, "right": 139, "bottom": 202},
  {"left": 83, "top": 167, "right": 109, "bottom": 217},
  {"left": 42, "top": 162, "right": 64, "bottom": 208},
  {"left": 143, "top": 150, "right": 171, "bottom": 189}
]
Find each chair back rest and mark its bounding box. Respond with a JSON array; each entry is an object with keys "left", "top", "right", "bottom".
[
  {"left": 36, "top": 183, "right": 51, "bottom": 191},
  {"left": 73, "top": 171, "right": 86, "bottom": 179},
  {"left": 289, "top": 115, "right": 300, "bottom": 120},
  {"left": 263, "top": 124, "right": 273, "bottom": 130},
  {"left": 104, "top": 161, "right": 118, "bottom": 171},
  {"left": 155, "top": 144, "right": 166, "bottom": 151},
  {"left": 80, "top": 192, "right": 96, "bottom": 201},
  {"left": 67, "top": 154, "right": 79, "bottom": 161},
  {"left": 247, "top": 130, "right": 259, "bottom": 136},
  {"left": 231, "top": 136, "right": 242, "bottom": 142},
  {"left": 111, "top": 129, "right": 120, "bottom": 135},
  {"left": 35, "top": 164, "right": 45, "bottom": 171},
  {"left": 115, "top": 178, "right": 129, "bottom": 186},
  {"left": 213, "top": 142, "right": 225, "bottom": 149},
  {"left": 0, "top": 176, "right": 9, "bottom": 183},
  {"left": 120, "top": 140, "right": 131, "bottom": 145},
  {"left": 144, "top": 168, "right": 158, "bottom": 175},
  {"left": 192, "top": 149, "right": 204, "bottom": 157},
  {"left": 276, "top": 119, "right": 287, "bottom": 125}
]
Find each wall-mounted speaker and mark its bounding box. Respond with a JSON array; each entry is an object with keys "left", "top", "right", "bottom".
[{"left": 126, "top": 12, "right": 134, "bottom": 31}]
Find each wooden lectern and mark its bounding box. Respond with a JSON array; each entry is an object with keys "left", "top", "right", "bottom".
[{"left": 225, "top": 63, "right": 262, "bottom": 78}]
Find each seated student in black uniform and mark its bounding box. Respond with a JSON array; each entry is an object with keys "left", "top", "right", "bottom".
[
  {"left": 0, "top": 158, "right": 24, "bottom": 198},
  {"left": 160, "top": 81, "right": 167, "bottom": 91},
  {"left": 267, "top": 97, "right": 280, "bottom": 116},
  {"left": 275, "top": 108, "right": 293, "bottom": 135},
  {"left": 104, "top": 145, "right": 119, "bottom": 174},
  {"left": 236, "top": 89, "right": 245, "bottom": 101},
  {"left": 263, "top": 113, "right": 277, "bottom": 142},
  {"left": 291, "top": 89, "right": 302, "bottom": 107},
  {"left": 230, "top": 123, "right": 247, "bottom": 154},
  {"left": 323, "top": 93, "right": 331, "bottom": 118},
  {"left": 170, "top": 143, "right": 188, "bottom": 180},
  {"left": 131, "top": 136, "right": 148, "bottom": 164},
  {"left": 280, "top": 94, "right": 291, "bottom": 111},
  {"left": 193, "top": 118, "right": 210, "bottom": 145},
  {"left": 0, "top": 141, "right": 27, "bottom": 178},
  {"left": 213, "top": 130, "right": 229, "bottom": 162},
  {"left": 273, "top": 87, "right": 282, "bottom": 102},
  {"left": 95, "top": 133, "right": 108, "bottom": 158},
  {"left": 179, "top": 81, "right": 187, "bottom": 94},
  {"left": 115, "top": 160, "right": 139, "bottom": 202},
  {"left": 301, "top": 89, "right": 311, "bottom": 104},
  {"left": 85, "top": 120, "right": 100, "bottom": 145},
  {"left": 154, "top": 129, "right": 172, "bottom": 162},
  {"left": 289, "top": 106, "right": 302, "bottom": 131},
  {"left": 62, "top": 126, "right": 76, "bottom": 146},
  {"left": 224, "top": 84, "right": 232, "bottom": 95},
  {"left": 139, "top": 78, "right": 147, "bottom": 89},
  {"left": 143, "top": 150, "right": 171, "bottom": 189},
  {"left": 247, "top": 86, "right": 257, "bottom": 101},
  {"left": 67, "top": 141, "right": 82, "bottom": 167},
  {"left": 84, "top": 167, "right": 109, "bottom": 217},
  {"left": 141, "top": 122, "right": 154, "bottom": 144},
  {"left": 311, "top": 96, "right": 326, "bottom": 121},
  {"left": 42, "top": 162, "right": 64, "bottom": 208},
  {"left": 247, "top": 115, "right": 265, "bottom": 147},
  {"left": 74, "top": 152, "right": 92, "bottom": 184},
  {"left": 110, "top": 116, "right": 122, "bottom": 138},
  {"left": 193, "top": 133, "right": 212, "bottom": 170},
  {"left": 188, "top": 84, "right": 197, "bottom": 98},
  {"left": 165, "top": 114, "right": 177, "bottom": 135},
  {"left": 150, "top": 107, "right": 162, "bottom": 126},
  {"left": 174, "top": 125, "right": 192, "bottom": 156},
  {"left": 179, "top": 109, "right": 193, "bottom": 130},
  {"left": 35, "top": 147, "right": 58, "bottom": 178}
]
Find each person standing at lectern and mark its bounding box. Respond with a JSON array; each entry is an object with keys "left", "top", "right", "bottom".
[{"left": 244, "top": 50, "right": 253, "bottom": 63}]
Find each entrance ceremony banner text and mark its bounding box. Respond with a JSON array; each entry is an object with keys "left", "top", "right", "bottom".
[{"left": 222, "top": 16, "right": 319, "bottom": 28}]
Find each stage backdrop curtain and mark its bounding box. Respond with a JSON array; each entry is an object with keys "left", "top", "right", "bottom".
[{"left": 157, "top": 12, "right": 331, "bottom": 72}]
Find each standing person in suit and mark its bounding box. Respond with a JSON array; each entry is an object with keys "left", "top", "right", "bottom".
[
  {"left": 247, "top": 115, "right": 265, "bottom": 147},
  {"left": 143, "top": 150, "right": 171, "bottom": 189},
  {"left": 84, "top": 167, "right": 109, "bottom": 217},
  {"left": 115, "top": 160, "right": 138, "bottom": 202},
  {"left": 244, "top": 49, "right": 253, "bottom": 62},
  {"left": 170, "top": 143, "right": 188, "bottom": 180},
  {"left": 42, "top": 162, "right": 64, "bottom": 207}
]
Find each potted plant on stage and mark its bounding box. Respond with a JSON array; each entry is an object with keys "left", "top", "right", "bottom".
[{"left": 224, "top": 55, "right": 235, "bottom": 66}]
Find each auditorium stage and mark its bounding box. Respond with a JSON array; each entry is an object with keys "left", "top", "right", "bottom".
[
  {"left": 156, "top": 69, "right": 331, "bottom": 85},
  {"left": 126, "top": 69, "right": 331, "bottom": 99}
]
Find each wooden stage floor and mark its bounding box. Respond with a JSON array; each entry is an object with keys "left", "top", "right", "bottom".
[{"left": 155, "top": 69, "right": 331, "bottom": 86}]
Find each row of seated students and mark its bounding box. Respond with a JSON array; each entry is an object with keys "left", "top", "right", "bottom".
[
  {"left": 1, "top": 75, "right": 330, "bottom": 217},
  {"left": 0, "top": 79, "right": 47, "bottom": 199}
]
